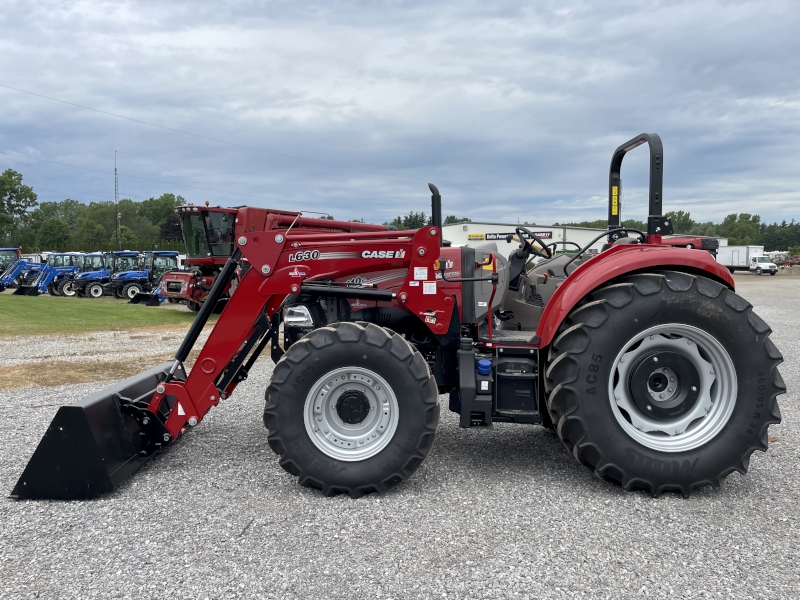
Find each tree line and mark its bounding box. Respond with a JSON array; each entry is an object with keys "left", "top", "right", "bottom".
[
  {"left": 555, "top": 210, "right": 800, "bottom": 254},
  {"left": 4, "top": 167, "right": 798, "bottom": 254},
  {"left": 0, "top": 168, "right": 185, "bottom": 252}
]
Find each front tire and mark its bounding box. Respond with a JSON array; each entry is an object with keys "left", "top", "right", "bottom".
[
  {"left": 87, "top": 283, "right": 104, "bottom": 298},
  {"left": 123, "top": 283, "right": 142, "bottom": 299},
  {"left": 756, "top": 267, "right": 763, "bottom": 275},
  {"left": 544, "top": 271, "right": 784, "bottom": 497},
  {"left": 58, "top": 281, "right": 76, "bottom": 297},
  {"left": 48, "top": 283, "right": 60, "bottom": 296},
  {"left": 264, "top": 322, "right": 439, "bottom": 498}
]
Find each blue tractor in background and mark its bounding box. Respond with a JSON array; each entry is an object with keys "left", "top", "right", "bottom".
[
  {"left": 71, "top": 251, "right": 140, "bottom": 298},
  {"left": 0, "top": 248, "right": 39, "bottom": 293},
  {"left": 106, "top": 250, "right": 179, "bottom": 303},
  {"left": 14, "top": 252, "right": 83, "bottom": 296},
  {"left": 0, "top": 258, "right": 47, "bottom": 293},
  {"left": 0, "top": 248, "right": 21, "bottom": 272}
]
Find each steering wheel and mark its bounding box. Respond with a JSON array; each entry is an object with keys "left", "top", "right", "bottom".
[{"left": 515, "top": 227, "right": 552, "bottom": 259}]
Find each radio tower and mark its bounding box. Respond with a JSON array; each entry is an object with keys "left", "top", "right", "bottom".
[{"left": 114, "top": 150, "right": 120, "bottom": 250}]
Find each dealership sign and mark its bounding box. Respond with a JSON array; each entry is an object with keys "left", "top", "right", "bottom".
[{"left": 485, "top": 231, "right": 552, "bottom": 241}]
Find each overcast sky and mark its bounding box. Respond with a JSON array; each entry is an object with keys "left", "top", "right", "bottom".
[{"left": 1, "top": 0, "right": 798, "bottom": 225}]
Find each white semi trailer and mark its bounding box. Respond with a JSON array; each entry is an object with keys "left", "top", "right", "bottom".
[{"left": 716, "top": 245, "right": 777, "bottom": 275}]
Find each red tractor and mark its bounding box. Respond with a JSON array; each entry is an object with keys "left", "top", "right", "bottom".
[
  {"left": 159, "top": 203, "right": 388, "bottom": 310},
  {"left": 13, "top": 134, "right": 784, "bottom": 500}
]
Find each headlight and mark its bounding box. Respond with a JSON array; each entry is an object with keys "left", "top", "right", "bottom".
[{"left": 283, "top": 304, "right": 315, "bottom": 328}]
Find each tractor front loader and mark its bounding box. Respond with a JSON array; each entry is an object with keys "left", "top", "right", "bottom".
[{"left": 12, "top": 134, "right": 785, "bottom": 500}]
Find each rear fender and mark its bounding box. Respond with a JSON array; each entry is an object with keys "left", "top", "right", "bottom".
[{"left": 535, "top": 244, "right": 734, "bottom": 347}]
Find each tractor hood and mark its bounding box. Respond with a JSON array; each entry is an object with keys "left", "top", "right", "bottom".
[
  {"left": 112, "top": 270, "right": 146, "bottom": 279},
  {"left": 76, "top": 270, "right": 108, "bottom": 280}
]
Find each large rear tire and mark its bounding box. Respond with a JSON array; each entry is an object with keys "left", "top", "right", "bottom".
[
  {"left": 264, "top": 322, "right": 439, "bottom": 498},
  {"left": 544, "top": 271, "right": 784, "bottom": 497}
]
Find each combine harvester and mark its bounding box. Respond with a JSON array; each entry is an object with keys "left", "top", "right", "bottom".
[
  {"left": 14, "top": 252, "right": 83, "bottom": 296},
  {"left": 12, "top": 134, "right": 784, "bottom": 500},
  {"left": 158, "top": 202, "right": 249, "bottom": 311}
]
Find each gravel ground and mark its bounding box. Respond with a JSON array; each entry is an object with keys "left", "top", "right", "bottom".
[
  {"left": 0, "top": 328, "right": 211, "bottom": 368},
  {"left": 0, "top": 272, "right": 797, "bottom": 599}
]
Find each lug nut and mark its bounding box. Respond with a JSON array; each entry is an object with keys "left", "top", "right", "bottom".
[
  {"left": 647, "top": 405, "right": 652, "bottom": 411},
  {"left": 142, "top": 417, "right": 150, "bottom": 425},
  {"left": 653, "top": 357, "right": 659, "bottom": 362},
  {"left": 691, "top": 386, "right": 697, "bottom": 392}
]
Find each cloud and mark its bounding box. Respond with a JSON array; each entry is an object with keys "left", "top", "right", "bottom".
[{"left": 1, "top": 0, "right": 798, "bottom": 225}]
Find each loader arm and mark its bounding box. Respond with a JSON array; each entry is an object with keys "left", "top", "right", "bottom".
[{"left": 113, "top": 225, "right": 452, "bottom": 447}]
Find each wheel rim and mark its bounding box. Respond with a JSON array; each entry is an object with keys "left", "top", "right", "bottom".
[
  {"left": 608, "top": 323, "right": 737, "bottom": 453},
  {"left": 90, "top": 285, "right": 103, "bottom": 298},
  {"left": 127, "top": 286, "right": 139, "bottom": 298},
  {"left": 304, "top": 366, "right": 399, "bottom": 461},
  {"left": 63, "top": 283, "right": 76, "bottom": 297}
]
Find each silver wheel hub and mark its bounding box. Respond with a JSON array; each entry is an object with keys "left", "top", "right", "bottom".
[
  {"left": 304, "top": 366, "right": 399, "bottom": 461},
  {"left": 609, "top": 323, "right": 737, "bottom": 453}
]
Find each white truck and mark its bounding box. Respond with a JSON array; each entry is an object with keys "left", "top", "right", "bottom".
[{"left": 716, "top": 245, "right": 777, "bottom": 275}]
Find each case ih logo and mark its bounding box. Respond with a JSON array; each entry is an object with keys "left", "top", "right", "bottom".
[
  {"left": 361, "top": 250, "right": 406, "bottom": 259},
  {"left": 288, "top": 267, "right": 306, "bottom": 277}
]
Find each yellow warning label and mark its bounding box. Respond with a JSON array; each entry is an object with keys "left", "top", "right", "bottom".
[
  {"left": 611, "top": 186, "right": 619, "bottom": 216},
  {"left": 467, "top": 233, "right": 486, "bottom": 240}
]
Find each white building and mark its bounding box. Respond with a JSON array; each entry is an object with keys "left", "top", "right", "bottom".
[{"left": 442, "top": 222, "right": 609, "bottom": 255}]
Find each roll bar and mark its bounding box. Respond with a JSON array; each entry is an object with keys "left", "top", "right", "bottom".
[{"left": 607, "top": 133, "right": 673, "bottom": 242}]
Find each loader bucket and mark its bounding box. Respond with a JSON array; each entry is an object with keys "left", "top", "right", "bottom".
[
  {"left": 11, "top": 361, "right": 186, "bottom": 500},
  {"left": 128, "top": 292, "right": 161, "bottom": 307},
  {"left": 13, "top": 285, "right": 39, "bottom": 296}
]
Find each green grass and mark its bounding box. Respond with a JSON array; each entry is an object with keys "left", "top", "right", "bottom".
[{"left": 0, "top": 293, "right": 212, "bottom": 336}]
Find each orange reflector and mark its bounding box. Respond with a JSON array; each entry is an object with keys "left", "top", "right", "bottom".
[{"left": 433, "top": 260, "right": 441, "bottom": 270}]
